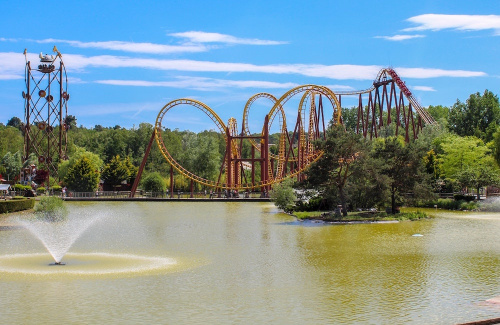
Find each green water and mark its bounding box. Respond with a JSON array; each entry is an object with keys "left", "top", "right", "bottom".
[{"left": 1, "top": 203, "right": 499, "bottom": 324}]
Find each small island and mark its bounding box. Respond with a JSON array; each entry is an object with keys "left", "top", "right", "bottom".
[{"left": 293, "top": 209, "right": 429, "bottom": 223}]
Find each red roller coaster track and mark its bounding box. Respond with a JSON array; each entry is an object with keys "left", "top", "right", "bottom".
[{"left": 130, "top": 68, "right": 435, "bottom": 197}]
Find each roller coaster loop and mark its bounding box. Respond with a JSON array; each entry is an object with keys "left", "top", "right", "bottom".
[{"left": 129, "top": 68, "right": 436, "bottom": 197}]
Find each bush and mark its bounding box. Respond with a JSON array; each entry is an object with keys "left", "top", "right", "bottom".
[
  {"left": 0, "top": 198, "right": 35, "bottom": 214},
  {"left": 459, "top": 201, "right": 478, "bottom": 211},
  {"left": 13, "top": 184, "right": 30, "bottom": 192},
  {"left": 396, "top": 211, "right": 428, "bottom": 221},
  {"left": 36, "top": 187, "right": 46, "bottom": 194},
  {"left": 414, "top": 198, "right": 478, "bottom": 210},
  {"left": 34, "top": 196, "right": 68, "bottom": 222},
  {"left": 51, "top": 185, "right": 62, "bottom": 192},
  {"left": 294, "top": 196, "right": 329, "bottom": 212},
  {"left": 141, "top": 172, "right": 166, "bottom": 196},
  {"left": 270, "top": 179, "right": 296, "bottom": 213}
]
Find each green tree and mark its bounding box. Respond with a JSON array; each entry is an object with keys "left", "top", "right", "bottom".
[
  {"left": 64, "top": 156, "right": 100, "bottom": 192},
  {"left": 305, "top": 125, "right": 370, "bottom": 217},
  {"left": 426, "top": 105, "right": 449, "bottom": 123},
  {"left": 270, "top": 178, "right": 296, "bottom": 213},
  {"left": 1, "top": 151, "right": 22, "bottom": 181},
  {"left": 58, "top": 146, "right": 103, "bottom": 182},
  {"left": 101, "top": 155, "right": 130, "bottom": 187},
  {"left": 372, "top": 136, "right": 431, "bottom": 214},
  {"left": 341, "top": 106, "right": 358, "bottom": 132},
  {"left": 124, "top": 156, "right": 138, "bottom": 184},
  {"left": 448, "top": 90, "right": 500, "bottom": 142},
  {"left": 455, "top": 166, "right": 500, "bottom": 200},
  {"left": 141, "top": 172, "right": 166, "bottom": 195},
  {"left": 423, "top": 149, "right": 442, "bottom": 180},
  {"left": 23, "top": 153, "right": 38, "bottom": 169},
  {"left": 194, "top": 136, "right": 221, "bottom": 180},
  {"left": 439, "top": 135, "right": 493, "bottom": 179},
  {"left": 7, "top": 117, "right": 22, "bottom": 130},
  {"left": 64, "top": 115, "right": 77, "bottom": 130},
  {"left": 491, "top": 127, "right": 500, "bottom": 166},
  {"left": 0, "top": 125, "right": 23, "bottom": 160}
]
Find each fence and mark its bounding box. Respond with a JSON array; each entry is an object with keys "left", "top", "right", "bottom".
[{"left": 62, "top": 190, "right": 269, "bottom": 199}]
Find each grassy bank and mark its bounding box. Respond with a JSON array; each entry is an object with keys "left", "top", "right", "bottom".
[{"left": 293, "top": 209, "right": 429, "bottom": 222}]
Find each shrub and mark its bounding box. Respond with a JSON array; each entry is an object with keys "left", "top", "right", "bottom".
[
  {"left": 34, "top": 196, "right": 68, "bottom": 222},
  {"left": 141, "top": 172, "right": 166, "bottom": 196},
  {"left": 0, "top": 198, "right": 35, "bottom": 214},
  {"left": 51, "top": 185, "right": 62, "bottom": 192},
  {"left": 396, "top": 211, "right": 428, "bottom": 221},
  {"left": 459, "top": 201, "right": 478, "bottom": 211},
  {"left": 294, "top": 196, "right": 329, "bottom": 212},
  {"left": 270, "top": 179, "right": 296, "bottom": 213},
  {"left": 36, "top": 187, "right": 46, "bottom": 194},
  {"left": 414, "top": 198, "right": 479, "bottom": 210}
]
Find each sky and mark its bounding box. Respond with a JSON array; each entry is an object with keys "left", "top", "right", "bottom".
[{"left": 0, "top": 0, "right": 499, "bottom": 132}]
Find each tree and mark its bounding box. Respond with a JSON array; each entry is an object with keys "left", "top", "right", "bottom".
[
  {"left": 439, "top": 135, "right": 493, "bottom": 179},
  {"left": 124, "top": 156, "right": 138, "bottom": 184},
  {"left": 23, "top": 153, "right": 38, "bottom": 169},
  {"left": 58, "top": 146, "right": 103, "bottom": 182},
  {"left": 305, "top": 125, "right": 370, "bottom": 217},
  {"left": 141, "top": 172, "right": 166, "bottom": 195},
  {"left": 426, "top": 105, "right": 449, "bottom": 123},
  {"left": 0, "top": 125, "right": 23, "bottom": 158},
  {"left": 33, "top": 169, "right": 50, "bottom": 186},
  {"left": 7, "top": 117, "right": 22, "bottom": 130},
  {"left": 101, "top": 155, "right": 130, "bottom": 187},
  {"left": 372, "top": 136, "right": 431, "bottom": 214},
  {"left": 1, "top": 151, "right": 22, "bottom": 181},
  {"left": 456, "top": 166, "right": 500, "bottom": 200},
  {"left": 64, "top": 115, "right": 77, "bottom": 130},
  {"left": 193, "top": 136, "right": 221, "bottom": 181},
  {"left": 270, "top": 178, "right": 296, "bottom": 213},
  {"left": 64, "top": 156, "right": 100, "bottom": 192},
  {"left": 448, "top": 90, "right": 500, "bottom": 142}
]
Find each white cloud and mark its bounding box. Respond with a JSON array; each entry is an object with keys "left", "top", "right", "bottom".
[
  {"left": 35, "top": 38, "right": 208, "bottom": 54},
  {"left": 325, "top": 85, "right": 356, "bottom": 91},
  {"left": 95, "top": 76, "right": 298, "bottom": 90},
  {"left": 375, "top": 34, "right": 426, "bottom": 41},
  {"left": 0, "top": 52, "right": 26, "bottom": 79},
  {"left": 411, "top": 86, "right": 436, "bottom": 92},
  {"left": 0, "top": 52, "right": 487, "bottom": 82},
  {"left": 404, "top": 14, "right": 500, "bottom": 35},
  {"left": 169, "top": 31, "right": 288, "bottom": 45},
  {"left": 396, "top": 67, "right": 485, "bottom": 78}
]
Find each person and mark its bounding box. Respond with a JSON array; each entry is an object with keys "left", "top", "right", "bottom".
[{"left": 62, "top": 187, "right": 67, "bottom": 197}]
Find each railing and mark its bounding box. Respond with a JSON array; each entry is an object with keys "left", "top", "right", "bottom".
[{"left": 61, "top": 190, "right": 269, "bottom": 199}]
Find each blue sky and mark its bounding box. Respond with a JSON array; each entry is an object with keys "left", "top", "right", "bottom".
[{"left": 0, "top": 0, "right": 499, "bottom": 132}]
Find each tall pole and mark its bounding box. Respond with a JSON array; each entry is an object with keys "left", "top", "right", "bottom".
[
  {"left": 170, "top": 165, "right": 174, "bottom": 198},
  {"left": 130, "top": 130, "right": 156, "bottom": 197}
]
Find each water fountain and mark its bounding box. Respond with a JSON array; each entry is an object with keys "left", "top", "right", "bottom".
[
  {"left": 0, "top": 202, "right": 181, "bottom": 278},
  {"left": 17, "top": 210, "right": 100, "bottom": 265}
]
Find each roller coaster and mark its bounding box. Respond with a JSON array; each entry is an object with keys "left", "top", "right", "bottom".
[{"left": 130, "top": 68, "right": 436, "bottom": 197}]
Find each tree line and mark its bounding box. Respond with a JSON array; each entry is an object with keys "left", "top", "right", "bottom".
[{"left": 0, "top": 89, "right": 499, "bottom": 201}]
